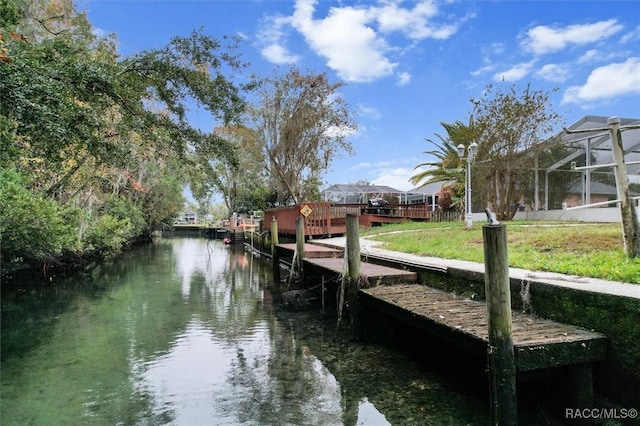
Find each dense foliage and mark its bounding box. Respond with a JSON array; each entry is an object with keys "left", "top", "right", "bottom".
[
  {"left": 412, "top": 83, "right": 564, "bottom": 221},
  {"left": 0, "top": 0, "right": 250, "bottom": 273},
  {"left": 471, "top": 83, "right": 563, "bottom": 220}
]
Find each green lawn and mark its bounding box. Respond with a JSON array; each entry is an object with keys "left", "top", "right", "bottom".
[{"left": 361, "top": 221, "right": 640, "bottom": 284}]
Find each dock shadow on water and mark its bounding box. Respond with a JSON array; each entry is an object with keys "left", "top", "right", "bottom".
[{"left": 1, "top": 237, "right": 563, "bottom": 425}]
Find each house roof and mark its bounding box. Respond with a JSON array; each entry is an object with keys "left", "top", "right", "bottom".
[
  {"left": 322, "top": 183, "right": 404, "bottom": 194},
  {"left": 406, "top": 181, "right": 453, "bottom": 195}
]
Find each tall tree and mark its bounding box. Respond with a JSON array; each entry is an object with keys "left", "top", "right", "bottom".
[
  {"left": 208, "top": 125, "right": 269, "bottom": 215},
  {"left": 0, "top": 0, "right": 252, "bottom": 267},
  {"left": 470, "top": 83, "right": 563, "bottom": 220},
  {"left": 249, "top": 68, "right": 356, "bottom": 205}
]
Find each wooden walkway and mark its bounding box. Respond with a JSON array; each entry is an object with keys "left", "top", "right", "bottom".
[
  {"left": 361, "top": 284, "right": 608, "bottom": 371},
  {"left": 305, "top": 257, "right": 418, "bottom": 285},
  {"left": 277, "top": 242, "right": 417, "bottom": 285},
  {"left": 276, "top": 243, "right": 343, "bottom": 258}
]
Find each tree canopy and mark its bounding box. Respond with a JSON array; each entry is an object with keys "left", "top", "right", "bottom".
[
  {"left": 0, "top": 0, "right": 251, "bottom": 271},
  {"left": 412, "top": 83, "right": 563, "bottom": 222},
  {"left": 471, "top": 83, "right": 563, "bottom": 220},
  {"left": 208, "top": 125, "right": 272, "bottom": 215},
  {"left": 249, "top": 68, "right": 356, "bottom": 205}
]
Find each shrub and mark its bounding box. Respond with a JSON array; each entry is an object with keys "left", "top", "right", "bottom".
[
  {"left": 0, "top": 169, "right": 79, "bottom": 263},
  {"left": 100, "top": 195, "right": 147, "bottom": 237},
  {"left": 81, "top": 214, "right": 133, "bottom": 257}
]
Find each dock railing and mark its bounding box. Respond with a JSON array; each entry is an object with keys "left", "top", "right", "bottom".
[
  {"left": 264, "top": 202, "right": 343, "bottom": 237},
  {"left": 265, "top": 202, "right": 443, "bottom": 237}
]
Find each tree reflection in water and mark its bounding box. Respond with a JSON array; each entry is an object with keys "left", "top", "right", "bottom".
[{"left": 0, "top": 237, "right": 488, "bottom": 426}]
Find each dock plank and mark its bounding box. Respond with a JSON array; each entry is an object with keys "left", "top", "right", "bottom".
[
  {"left": 304, "top": 258, "right": 417, "bottom": 285},
  {"left": 276, "top": 243, "right": 343, "bottom": 258},
  {"left": 361, "top": 284, "right": 607, "bottom": 371}
]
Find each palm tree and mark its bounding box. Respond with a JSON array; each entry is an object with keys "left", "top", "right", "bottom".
[{"left": 410, "top": 120, "right": 478, "bottom": 212}]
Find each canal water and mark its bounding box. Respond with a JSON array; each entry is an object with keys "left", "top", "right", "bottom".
[{"left": 1, "top": 237, "right": 555, "bottom": 425}]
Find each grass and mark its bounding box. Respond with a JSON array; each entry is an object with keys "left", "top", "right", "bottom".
[{"left": 361, "top": 221, "right": 640, "bottom": 284}]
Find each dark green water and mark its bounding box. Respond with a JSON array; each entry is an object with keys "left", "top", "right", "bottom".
[{"left": 1, "top": 237, "right": 499, "bottom": 425}]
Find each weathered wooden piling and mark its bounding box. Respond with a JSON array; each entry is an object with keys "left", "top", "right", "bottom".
[
  {"left": 346, "top": 214, "right": 364, "bottom": 338},
  {"left": 270, "top": 217, "right": 280, "bottom": 282},
  {"left": 608, "top": 116, "right": 640, "bottom": 258},
  {"left": 482, "top": 219, "right": 517, "bottom": 425},
  {"left": 346, "top": 214, "right": 361, "bottom": 281},
  {"left": 294, "top": 215, "right": 306, "bottom": 280}
]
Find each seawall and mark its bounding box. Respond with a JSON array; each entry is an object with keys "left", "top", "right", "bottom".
[{"left": 311, "top": 237, "right": 640, "bottom": 408}]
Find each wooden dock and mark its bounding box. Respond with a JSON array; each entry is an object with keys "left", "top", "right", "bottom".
[
  {"left": 305, "top": 258, "right": 418, "bottom": 285},
  {"left": 276, "top": 243, "right": 343, "bottom": 258},
  {"left": 360, "top": 284, "right": 608, "bottom": 372},
  {"left": 275, "top": 241, "right": 607, "bottom": 374},
  {"left": 266, "top": 224, "right": 613, "bottom": 410},
  {"left": 276, "top": 243, "right": 417, "bottom": 284}
]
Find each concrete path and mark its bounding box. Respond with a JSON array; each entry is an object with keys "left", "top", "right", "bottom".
[{"left": 310, "top": 236, "right": 640, "bottom": 300}]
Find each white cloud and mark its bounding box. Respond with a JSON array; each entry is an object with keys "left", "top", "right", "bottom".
[
  {"left": 257, "top": 14, "right": 300, "bottom": 64},
  {"left": 471, "top": 43, "right": 504, "bottom": 76},
  {"left": 344, "top": 157, "right": 425, "bottom": 190},
  {"left": 488, "top": 42, "right": 506, "bottom": 56},
  {"left": 325, "top": 123, "right": 358, "bottom": 139},
  {"left": 535, "top": 63, "right": 571, "bottom": 83},
  {"left": 261, "top": 44, "right": 299, "bottom": 64},
  {"left": 350, "top": 162, "right": 373, "bottom": 171},
  {"left": 577, "top": 49, "right": 601, "bottom": 64},
  {"left": 370, "top": 167, "right": 416, "bottom": 191},
  {"left": 562, "top": 57, "right": 640, "bottom": 104},
  {"left": 493, "top": 61, "right": 535, "bottom": 82},
  {"left": 396, "top": 72, "right": 412, "bottom": 86},
  {"left": 522, "top": 19, "right": 623, "bottom": 55},
  {"left": 372, "top": 1, "right": 459, "bottom": 41},
  {"left": 291, "top": 0, "right": 397, "bottom": 82},
  {"left": 577, "top": 48, "right": 630, "bottom": 65},
  {"left": 470, "top": 64, "right": 496, "bottom": 76},
  {"left": 259, "top": 0, "right": 461, "bottom": 83},
  {"left": 92, "top": 27, "right": 107, "bottom": 38},
  {"left": 620, "top": 25, "right": 640, "bottom": 44},
  {"left": 358, "top": 104, "right": 382, "bottom": 120}
]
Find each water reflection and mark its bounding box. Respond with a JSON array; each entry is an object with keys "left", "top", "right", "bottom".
[{"left": 1, "top": 237, "right": 490, "bottom": 425}]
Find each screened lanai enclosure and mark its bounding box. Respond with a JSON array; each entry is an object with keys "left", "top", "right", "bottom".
[
  {"left": 321, "top": 182, "right": 446, "bottom": 209},
  {"left": 319, "top": 116, "right": 639, "bottom": 216},
  {"left": 536, "top": 115, "right": 640, "bottom": 211},
  {"left": 322, "top": 184, "right": 405, "bottom": 204}
]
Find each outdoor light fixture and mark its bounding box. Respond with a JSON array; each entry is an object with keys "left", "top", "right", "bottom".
[{"left": 458, "top": 142, "right": 478, "bottom": 229}]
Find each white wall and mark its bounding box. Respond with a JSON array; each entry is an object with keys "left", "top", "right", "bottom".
[
  {"left": 513, "top": 206, "right": 635, "bottom": 223},
  {"left": 467, "top": 206, "right": 640, "bottom": 223}
]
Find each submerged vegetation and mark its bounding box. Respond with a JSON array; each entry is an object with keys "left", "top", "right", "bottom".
[{"left": 362, "top": 221, "right": 640, "bottom": 283}]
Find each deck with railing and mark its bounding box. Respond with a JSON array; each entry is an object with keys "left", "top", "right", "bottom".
[{"left": 264, "top": 202, "right": 458, "bottom": 237}]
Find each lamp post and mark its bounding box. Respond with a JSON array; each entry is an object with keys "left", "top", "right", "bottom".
[{"left": 458, "top": 142, "right": 478, "bottom": 229}]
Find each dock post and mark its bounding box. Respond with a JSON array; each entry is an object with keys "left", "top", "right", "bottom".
[
  {"left": 608, "top": 116, "right": 640, "bottom": 258},
  {"left": 346, "top": 214, "right": 363, "bottom": 338},
  {"left": 295, "top": 215, "right": 306, "bottom": 278},
  {"left": 483, "top": 215, "right": 517, "bottom": 425},
  {"left": 346, "top": 214, "right": 361, "bottom": 280},
  {"left": 271, "top": 217, "right": 280, "bottom": 283}
]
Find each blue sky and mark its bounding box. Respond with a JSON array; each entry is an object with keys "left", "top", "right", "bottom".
[{"left": 83, "top": 0, "right": 640, "bottom": 191}]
